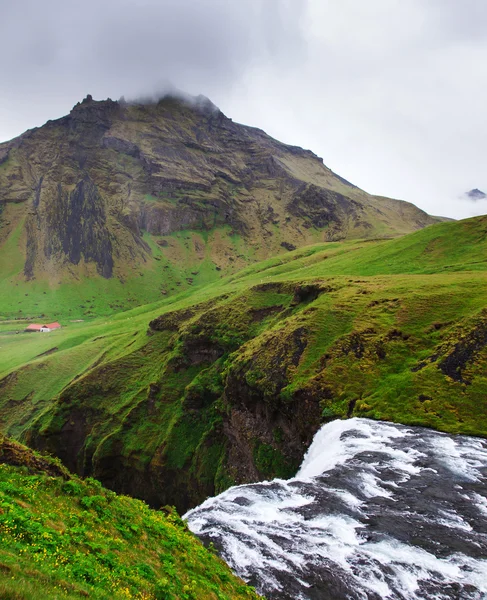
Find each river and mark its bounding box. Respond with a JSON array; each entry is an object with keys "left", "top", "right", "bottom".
[{"left": 185, "top": 418, "right": 487, "bottom": 600}]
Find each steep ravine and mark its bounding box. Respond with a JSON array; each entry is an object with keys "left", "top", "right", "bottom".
[{"left": 18, "top": 272, "right": 487, "bottom": 515}]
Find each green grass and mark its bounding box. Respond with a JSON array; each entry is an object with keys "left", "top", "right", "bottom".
[
  {"left": 0, "top": 223, "right": 251, "bottom": 322},
  {"left": 0, "top": 436, "right": 261, "bottom": 600},
  {"left": 0, "top": 215, "right": 486, "bottom": 512}
]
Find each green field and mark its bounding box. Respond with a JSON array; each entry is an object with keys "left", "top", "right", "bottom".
[
  {"left": 0, "top": 215, "right": 486, "bottom": 512},
  {"left": 0, "top": 225, "right": 251, "bottom": 322}
]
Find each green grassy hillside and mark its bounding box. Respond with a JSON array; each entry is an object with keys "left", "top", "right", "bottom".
[
  {"left": 0, "top": 435, "right": 260, "bottom": 600},
  {"left": 0, "top": 216, "right": 486, "bottom": 512}
]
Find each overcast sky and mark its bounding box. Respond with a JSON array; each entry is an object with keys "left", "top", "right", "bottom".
[{"left": 1, "top": 0, "right": 486, "bottom": 220}]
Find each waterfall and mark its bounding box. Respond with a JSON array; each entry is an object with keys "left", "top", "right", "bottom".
[{"left": 185, "top": 418, "right": 487, "bottom": 600}]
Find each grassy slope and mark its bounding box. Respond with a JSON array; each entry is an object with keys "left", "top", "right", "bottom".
[
  {"left": 0, "top": 436, "right": 260, "bottom": 600},
  {"left": 0, "top": 216, "right": 486, "bottom": 509},
  {"left": 2, "top": 216, "right": 485, "bottom": 386},
  {"left": 0, "top": 220, "right": 248, "bottom": 322},
  {"left": 0, "top": 216, "right": 485, "bottom": 424}
]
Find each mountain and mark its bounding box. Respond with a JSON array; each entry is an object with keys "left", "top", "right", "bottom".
[
  {"left": 0, "top": 434, "right": 260, "bottom": 600},
  {"left": 465, "top": 188, "right": 486, "bottom": 200},
  {"left": 0, "top": 93, "right": 438, "bottom": 320},
  {"left": 1, "top": 215, "right": 485, "bottom": 514}
]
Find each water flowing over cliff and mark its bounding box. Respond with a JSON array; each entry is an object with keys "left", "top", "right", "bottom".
[{"left": 185, "top": 418, "right": 487, "bottom": 600}]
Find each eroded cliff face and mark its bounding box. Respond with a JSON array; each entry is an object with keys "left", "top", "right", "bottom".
[
  {"left": 22, "top": 284, "right": 322, "bottom": 512},
  {"left": 0, "top": 94, "right": 436, "bottom": 295},
  {"left": 26, "top": 177, "right": 114, "bottom": 279}
]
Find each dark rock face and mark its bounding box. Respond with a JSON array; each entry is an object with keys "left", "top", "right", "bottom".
[
  {"left": 439, "top": 310, "right": 487, "bottom": 382},
  {"left": 291, "top": 283, "right": 324, "bottom": 305},
  {"left": 0, "top": 146, "right": 9, "bottom": 165},
  {"left": 177, "top": 335, "right": 225, "bottom": 369},
  {"left": 23, "top": 216, "right": 39, "bottom": 280},
  {"left": 148, "top": 307, "right": 196, "bottom": 331},
  {"left": 280, "top": 241, "right": 296, "bottom": 251},
  {"left": 30, "top": 177, "right": 114, "bottom": 278},
  {"left": 225, "top": 326, "right": 308, "bottom": 410},
  {"left": 101, "top": 136, "right": 140, "bottom": 158},
  {"left": 287, "top": 184, "right": 362, "bottom": 239},
  {"left": 45, "top": 178, "right": 113, "bottom": 278},
  {"left": 222, "top": 325, "right": 319, "bottom": 484}
]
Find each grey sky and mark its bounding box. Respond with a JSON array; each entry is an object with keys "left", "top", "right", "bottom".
[{"left": 0, "top": 0, "right": 485, "bottom": 220}]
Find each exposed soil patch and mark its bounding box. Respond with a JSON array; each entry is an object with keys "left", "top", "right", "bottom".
[
  {"left": 35, "top": 347, "right": 58, "bottom": 358},
  {"left": 249, "top": 306, "right": 283, "bottom": 322},
  {"left": 0, "top": 436, "right": 69, "bottom": 479}
]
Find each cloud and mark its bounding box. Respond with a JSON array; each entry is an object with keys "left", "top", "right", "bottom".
[
  {"left": 0, "top": 0, "right": 485, "bottom": 220},
  {"left": 426, "top": 0, "right": 487, "bottom": 41},
  {"left": 0, "top": 0, "right": 305, "bottom": 139},
  {"left": 223, "top": 0, "right": 487, "bottom": 219}
]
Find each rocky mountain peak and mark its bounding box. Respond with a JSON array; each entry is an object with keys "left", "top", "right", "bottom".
[
  {"left": 0, "top": 92, "right": 439, "bottom": 304},
  {"left": 70, "top": 94, "right": 119, "bottom": 119}
]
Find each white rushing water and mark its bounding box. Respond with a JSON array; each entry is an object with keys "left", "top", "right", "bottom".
[{"left": 184, "top": 418, "right": 487, "bottom": 600}]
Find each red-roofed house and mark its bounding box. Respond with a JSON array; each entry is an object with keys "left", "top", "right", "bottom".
[{"left": 24, "top": 322, "right": 62, "bottom": 333}]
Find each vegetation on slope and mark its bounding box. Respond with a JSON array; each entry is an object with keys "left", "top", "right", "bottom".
[
  {"left": 0, "top": 435, "right": 260, "bottom": 600},
  {"left": 0, "top": 94, "right": 438, "bottom": 320},
  {"left": 0, "top": 216, "right": 486, "bottom": 513}
]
